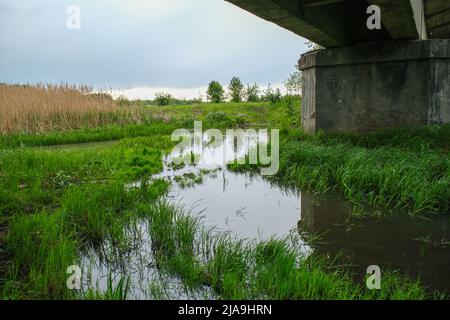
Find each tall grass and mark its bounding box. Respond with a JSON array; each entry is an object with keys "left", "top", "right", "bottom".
[
  {"left": 230, "top": 127, "right": 450, "bottom": 215},
  {"left": 0, "top": 83, "right": 147, "bottom": 134},
  {"left": 139, "top": 201, "right": 428, "bottom": 300}
]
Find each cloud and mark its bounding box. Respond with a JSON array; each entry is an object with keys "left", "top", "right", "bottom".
[{"left": 0, "top": 0, "right": 307, "bottom": 94}]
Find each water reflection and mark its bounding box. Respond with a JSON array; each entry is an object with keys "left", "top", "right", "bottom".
[
  {"left": 163, "top": 132, "right": 450, "bottom": 293},
  {"left": 168, "top": 171, "right": 301, "bottom": 241},
  {"left": 298, "top": 192, "right": 450, "bottom": 293}
]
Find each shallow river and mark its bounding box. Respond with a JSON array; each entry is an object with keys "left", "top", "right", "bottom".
[{"left": 82, "top": 133, "right": 450, "bottom": 298}]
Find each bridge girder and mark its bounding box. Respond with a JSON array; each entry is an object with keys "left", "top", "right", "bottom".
[{"left": 225, "top": 0, "right": 450, "bottom": 48}]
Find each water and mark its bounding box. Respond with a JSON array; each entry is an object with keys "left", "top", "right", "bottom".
[
  {"left": 168, "top": 171, "right": 300, "bottom": 241},
  {"left": 155, "top": 130, "right": 300, "bottom": 240},
  {"left": 82, "top": 133, "right": 450, "bottom": 297},
  {"left": 299, "top": 193, "right": 450, "bottom": 293},
  {"left": 80, "top": 221, "right": 214, "bottom": 300}
]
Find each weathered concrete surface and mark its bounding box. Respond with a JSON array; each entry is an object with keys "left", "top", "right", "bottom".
[
  {"left": 367, "top": 0, "right": 424, "bottom": 40},
  {"left": 225, "top": 0, "right": 445, "bottom": 48},
  {"left": 425, "top": 0, "right": 450, "bottom": 39},
  {"left": 299, "top": 40, "right": 450, "bottom": 133},
  {"left": 224, "top": 0, "right": 345, "bottom": 47}
]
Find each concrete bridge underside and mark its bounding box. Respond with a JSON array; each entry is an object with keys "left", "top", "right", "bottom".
[
  {"left": 226, "top": 0, "right": 450, "bottom": 132},
  {"left": 226, "top": 0, "right": 450, "bottom": 48}
]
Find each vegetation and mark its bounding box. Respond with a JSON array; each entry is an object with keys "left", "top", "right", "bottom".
[
  {"left": 262, "top": 84, "right": 282, "bottom": 104},
  {"left": 0, "top": 83, "right": 448, "bottom": 300},
  {"left": 154, "top": 92, "right": 174, "bottom": 106},
  {"left": 0, "top": 83, "right": 145, "bottom": 134},
  {"left": 206, "top": 81, "right": 225, "bottom": 103},
  {"left": 229, "top": 125, "right": 450, "bottom": 216},
  {"left": 285, "top": 66, "right": 302, "bottom": 96},
  {"left": 245, "top": 83, "right": 260, "bottom": 102},
  {"left": 0, "top": 129, "right": 430, "bottom": 299},
  {"left": 139, "top": 201, "right": 427, "bottom": 300},
  {"left": 228, "top": 76, "right": 244, "bottom": 103}
]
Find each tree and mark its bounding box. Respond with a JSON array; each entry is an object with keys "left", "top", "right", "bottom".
[
  {"left": 228, "top": 76, "right": 244, "bottom": 103},
  {"left": 245, "top": 83, "right": 260, "bottom": 102},
  {"left": 207, "top": 81, "right": 225, "bottom": 103},
  {"left": 285, "top": 66, "right": 302, "bottom": 96},
  {"left": 154, "top": 92, "right": 173, "bottom": 106},
  {"left": 262, "top": 84, "right": 282, "bottom": 104}
]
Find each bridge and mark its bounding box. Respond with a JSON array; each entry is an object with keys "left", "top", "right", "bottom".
[{"left": 225, "top": 0, "right": 450, "bottom": 132}]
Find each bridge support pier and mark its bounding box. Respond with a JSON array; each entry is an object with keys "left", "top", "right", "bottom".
[{"left": 299, "top": 40, "right": 450, "bottom": 133}]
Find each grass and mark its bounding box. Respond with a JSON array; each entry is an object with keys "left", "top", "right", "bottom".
[
  {"left": 137, "top": 201, "right": 428, "bottom": 300},
  {"left": 0, "top": 134, "right": 172, "bottom": 299},
  {"left": 0, "top": 100, "right": 289, "bottom": 149},
  {"left": 145, "top": 99, "right": 300, "bottom": 129},
  {"left": 229, "top": 126, "right": 450, "bottom": 216},
  {"left": 4, "top": 182, "right": 425, "bottom": 299},
  {"left": 0, "top": 120, "right": 192, "bottom": 149},
  {"left": 0, "top": 95, "right": 447, "bottom": 299}
]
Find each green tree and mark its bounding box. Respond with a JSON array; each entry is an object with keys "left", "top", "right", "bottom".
[
  {"left": 285, "top": 66, "right": 302, "bottom": 96},
  {"left": 207, "top": 81, "right": 225, "bottom": 103},
  {"left": 228, "top": 76, "right": 244, "bottom": 103},
  {"left": 245, "top": 83, "right": 260, "bottom": 102}
]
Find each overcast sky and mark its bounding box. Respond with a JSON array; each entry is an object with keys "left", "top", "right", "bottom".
[{"left": 0, "top": 0, "right": 307, "bottom": 99}]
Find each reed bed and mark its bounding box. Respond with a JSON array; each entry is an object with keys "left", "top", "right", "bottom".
[{"left": 0, "top": 83, "right": 145, "bottom": 134}]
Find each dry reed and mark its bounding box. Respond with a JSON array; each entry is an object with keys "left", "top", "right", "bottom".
[{"left": 0, "top": 83, "right": 145, "bottom": 134}]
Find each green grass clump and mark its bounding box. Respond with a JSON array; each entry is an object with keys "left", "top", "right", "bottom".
[
  {"left": 0, "top": 129, "right": 172, "bottom": 299},
  {"left": 4, "top": 211, "right": 78, "bottom": 299},
  {"left": 1, "top": 178, "right": 169, "bottom": 299},
  {"left": 230, "top": 126, "right": 450, "bottom": 216}
]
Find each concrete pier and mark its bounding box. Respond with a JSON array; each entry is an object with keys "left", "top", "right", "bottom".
[
  {"left": 299, "top": 40, "right": 450, "bottom": 133},
  {"left": 226, "top": 0, "right": 450, "bottom": 132}
]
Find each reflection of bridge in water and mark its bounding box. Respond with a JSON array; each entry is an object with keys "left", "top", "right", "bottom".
[
  {"left": 298, "top": 192, "right": 450, "bottom": 292},
  {"left": 226, "top": 0, "right": 450, "bottom": 133}
]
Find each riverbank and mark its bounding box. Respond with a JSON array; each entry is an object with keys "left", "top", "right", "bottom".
[
  {"left": 230, "top": 125, "right": 450, "bottom": 216},
  {"left": 0, "top": 101, "right": 448, "bottom": 299}
]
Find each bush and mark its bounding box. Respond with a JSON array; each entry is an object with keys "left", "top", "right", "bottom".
[
  {"left": 206, "top": 111, "right": 231, "bottom": 123},
  {"left": 262, "top": 85, "right": 282, "bottom": 104},
  {"left": 234, "top": 114, "right": 248, "bottom": 127},
  {"left": 155, "top": 92, "right": 173, "bottom": 106},
  {"left": 283, "top": 95, "right": 300, "bottom": 116}
]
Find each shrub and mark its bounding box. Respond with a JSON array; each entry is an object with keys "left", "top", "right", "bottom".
[
  {"left": 154, "top": 92, "right": 173, "bottom": 106},
  {"left": 206, "top": 111, "right": 230, "bottom": 123},
  {"left": 262, "top": 85, "right": 282, "bottom": 104}
]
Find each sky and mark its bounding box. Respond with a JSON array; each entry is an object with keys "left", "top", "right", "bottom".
[{"left": 0, "top": 0, "right": 307, "bottom": 99}]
